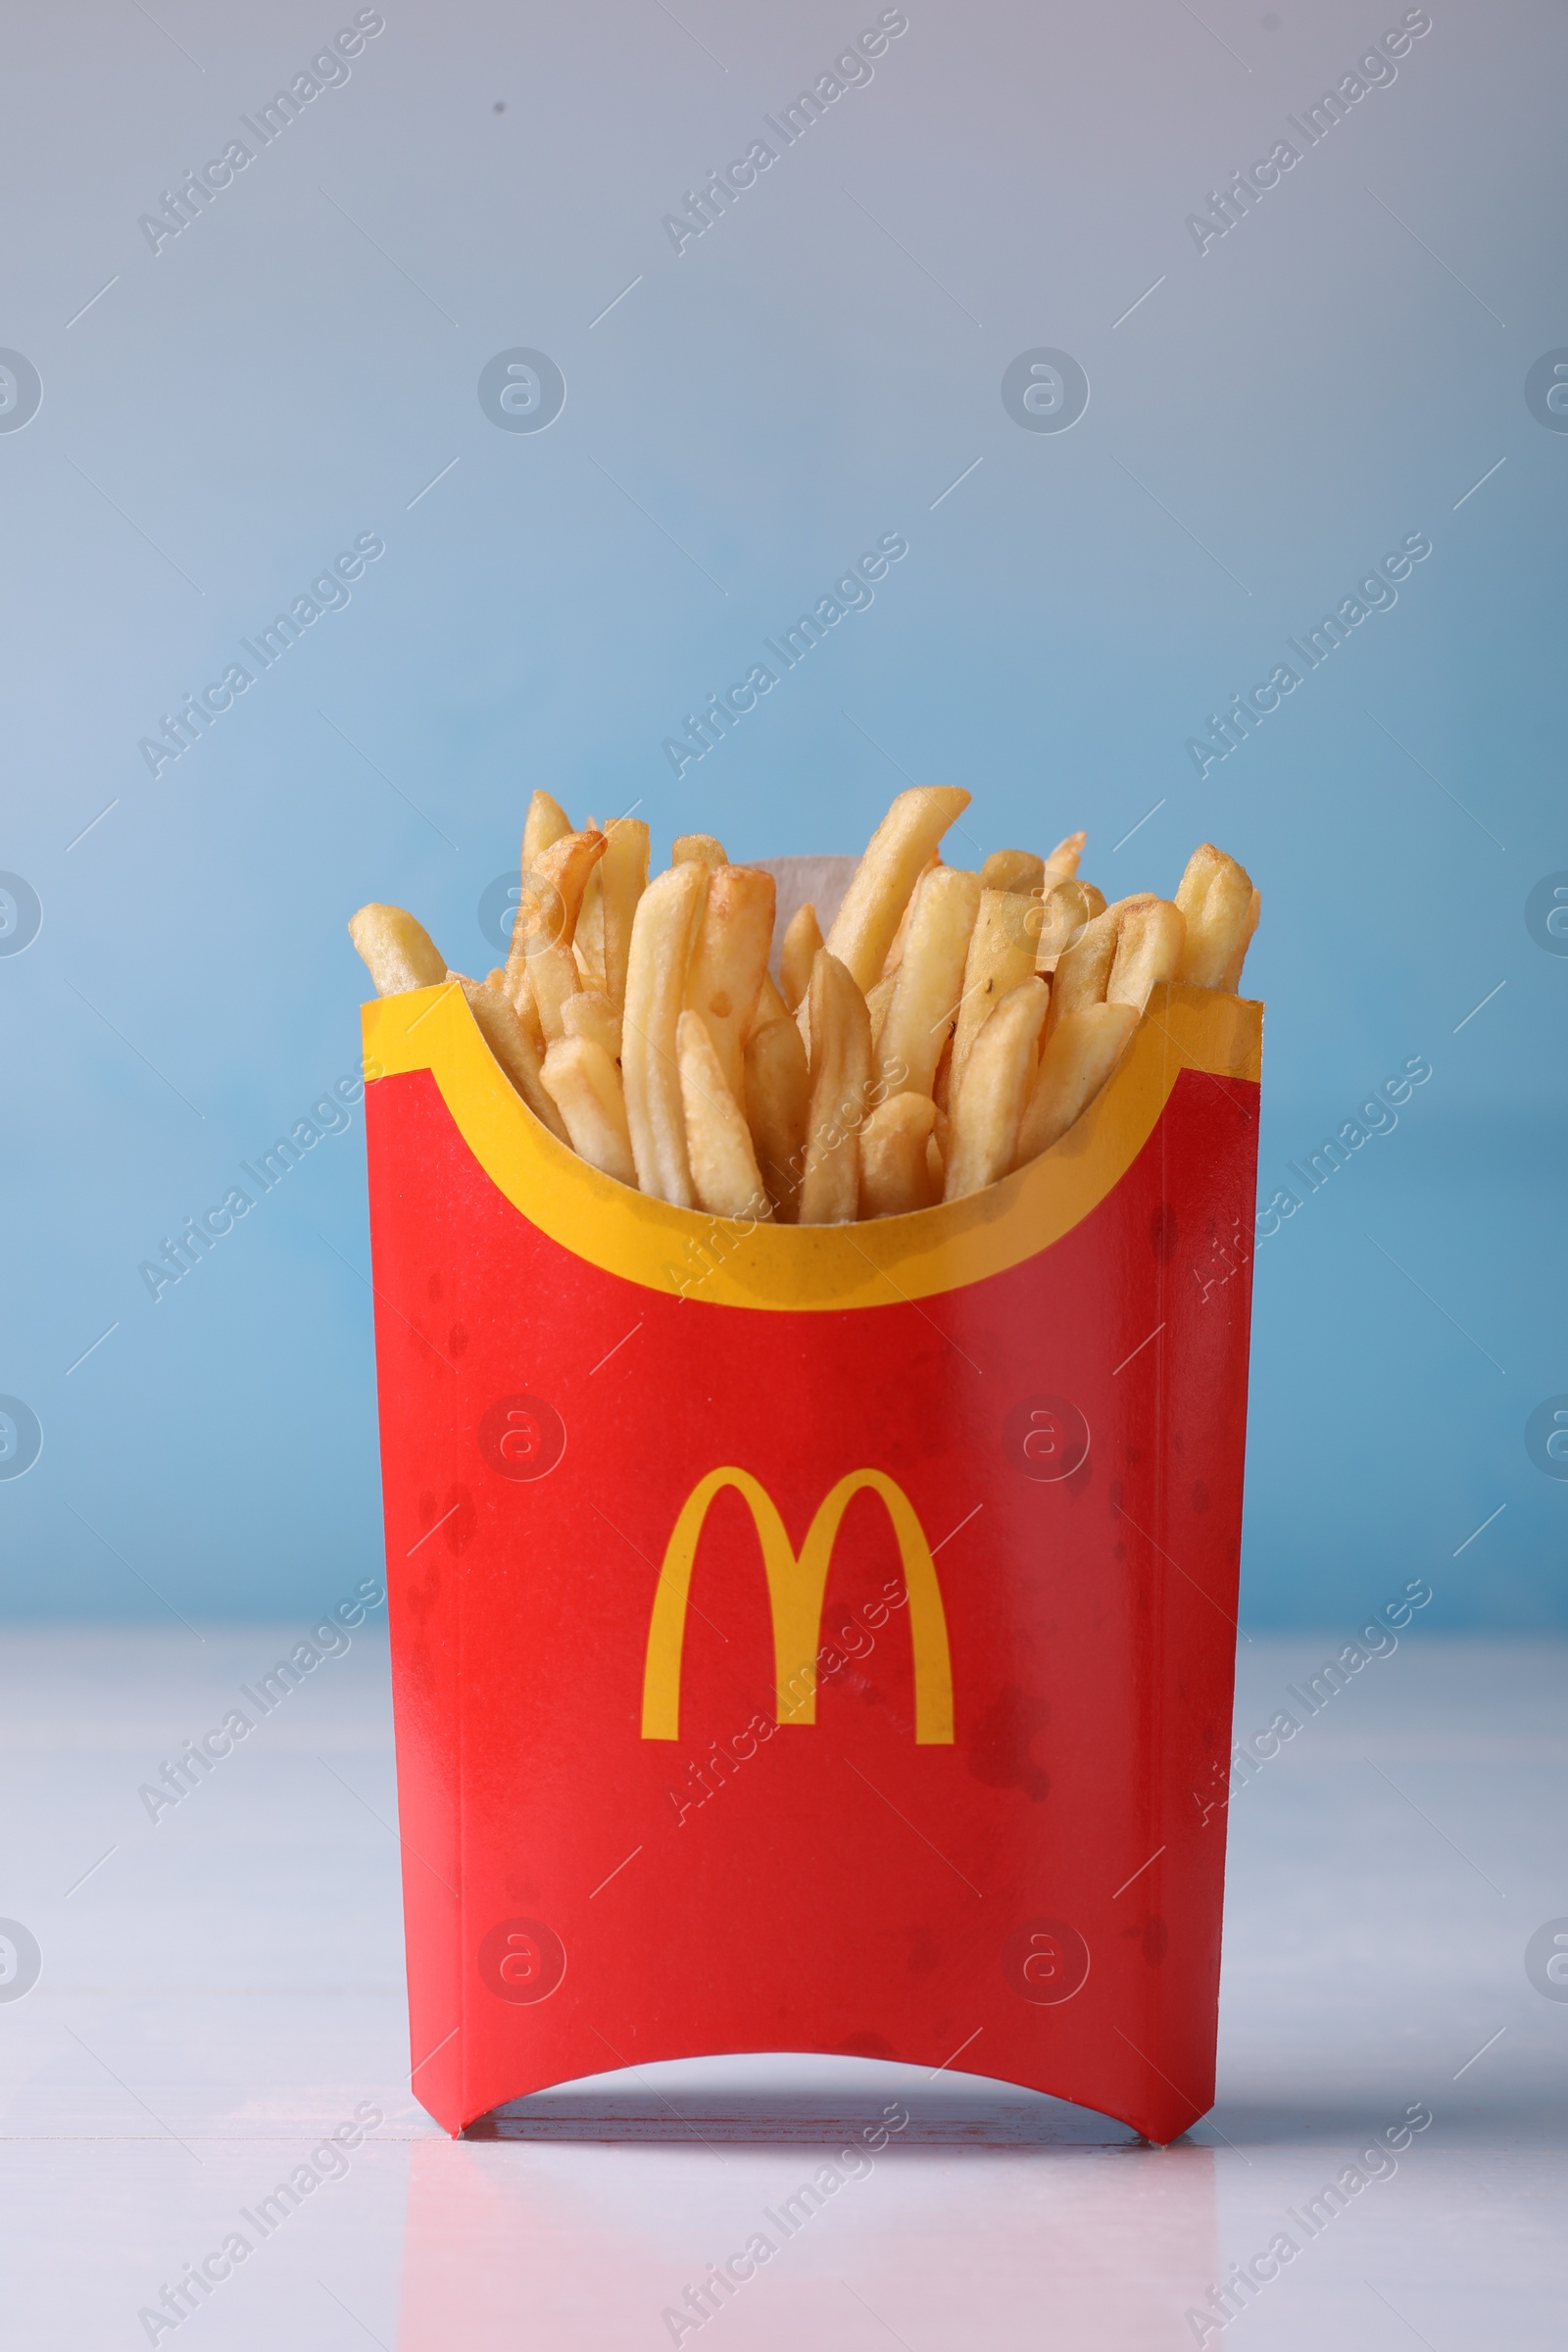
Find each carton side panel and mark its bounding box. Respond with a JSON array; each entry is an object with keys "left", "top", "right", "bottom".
[{"left": 364, "top": 1062, "right": 467, "bottom": 2132}]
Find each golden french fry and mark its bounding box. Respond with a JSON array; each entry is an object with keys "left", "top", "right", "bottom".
[
  {"left": 780, "top": 902, "right": 823, "bottom": 1013},
  {"left": 501, "top": 827, "right": 609, "bottom": 1041},
  {"left": 1082, "top": 882, "right": 1107, "bottom": 920},
  {"left": 494, "top": 962, "right": 546, "bottom": 1055},
  {"left": 1176, "top": 843, "right": 1255, "bottom": 988},
  {"left": 825, "top": 785, "right": 971, "bottom": 993},
  {"left": 1041, "top": 903, "right": 1119, "bottom": 1043},
  {"left": 574, "top": 926, "right": 606, "bottom": 994},
  {"left": 925, "top": 1129, "right": 945, "bottom": 1193},
  {"left": 502, "top": 828, "right": 606, "bottom": 1001},
  {"left": 684, "top": 865, "right": 775, "bottom": 1108},
  {"left": 1220, "top": 886, "right": 1261, "bottom": 993},
  {"left": 950, "top": 888, "right": 1040, "bottom": 1109},
  {"left": 561, "top": 989, "right": 621, "bottom": 1061},
  {"left": 672, "top": 833, "right": 728, "bottom": 868},
  {"left": 943, "top": 977, "right": 1050, "bottom": 1200},
  {"left": 1106, "top": 896, "right": 1186, "bottom": 1013},
  {"left": 880, "top": 853, "right": 939, "bottom": 976},
  {"left": 622, "top": 859, "right": 709, "bottom": 1205},
  {"left": 533, "top": 828, "right": 606, "bottom": 938},
  {"left": 1034, "top": 879, "right": 1096, "bottom": 967},
  {"left": 1044, "top": 829, "right": 1086, "bottom": 881},
  {"left": 981, "top": 849, "right": 1046, "bottom": 896},
  {"left": 743, "top": 1015, "right": 809, "bottom": 1222},
  {"left": 876, "top": 864, "right": 981, "bottom": 1099},
  {"left": 525, "top": 944, "right": 582, "bottom": 1043},
  {"left": 800, "top": 951, "right": 872, "bottom": 1224},
  {"left": 859, "top": 1092, "right": 938, "bottom": 1217},
  {"left": 932, "top": 1026, "right": 955, "bottom": 1117},
  {"left": 751, "top": 968, "right": 791, "bottom": 1032},
  {"left": 599, "top": 817, "right": 651, "bottom": 1015},
  {"left": 574, "top": 816, "right": 607, "bottom": 992},
  {"left": 348, "top": 904, "right": 446, "bottom": 996},
  {"left": 452, "top": 973, "right": 570, "bottom": 1142},
  {"left": 763, "top": 956, "right": 810, "bottom": 1061},
  {"left": 1013, "top": 1002, "right": 1139, "bottom": 1166},
  {"left": 522, "top": 789, "right": 572, "bottom": 869},
  {"left": 677, "top": 1011, "right": 771, "bottom": 1219},
  {"left": 541, "top": 1035, "right": 636, "bottom": 1185},
  {"left": 865, "top": 971, "right": 898, "bottom": 1053}
]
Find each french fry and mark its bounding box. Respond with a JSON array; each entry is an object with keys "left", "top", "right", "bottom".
[
  {"left": 1220, "top": 886, "right": 1261, "bottom": 993},
  {"left": 932, "top": 1027, "right": 955, "bottom": 1117},
  {"left": 684, "top": 865, "right": 776, "bottom": 1109},
  {"left": 1106, "top": 896, "right": 1186, "bottom": 1013},
  {"left": 526, "top": 943, "right": 583, "bottom": 1043},
  {"left": 950, "top": 888, "right": 1040, "bottom": 1109},
  {"left": 780, "top": 902, "right": 823, "bottom": 1014},
  {"left": 574, "top": 816, "right": 606, "bottom": 991},
  {"left": 541, "top": 1034, "right": 636, "bottom": 1185},
  {"left": 532, "top": 828, "right": 607, "bottom": 941},
  {"left": 493, "top": 963, "right": 546, "bottom": 1056},
  {"left": 1041, "top": 903, "right": 1118, "bottom": 1044},
  {"left": 865, "top": 970, "right": 898, "bottom": 1053},
  {"left": 522, "top": 789, "right": 572, "bottom": 869},
  {"left": 502, "top": 828, "right": 606, "bottom": 1004},
  {"left": 561, "top": 989, "right": 621, "bottom": 1061},
  {"left": 1034, "top": 879, "right": 1095, "bottom": 967},
  {"left": 1013, "top": 1002, "right": 1139, "bottom": 1166},
  {"left": 880, "top": 853, "right": 939, "bottom": 976},
  {"left": 1044, "top": 829, "right": 1086, "bottom": 881},
  {"left": 743, "top": 1015, "right": 809, "bottom": 1221},
  {"left": 859, "top": 1092, "right": 939, "bottom": 1217},
  {"left": 452, "top": 973, "right": 570, "bottom": 1142},
  {"left": 502, "top": 827, "right": 609, "bottom": 1043},
  {"left": 981, "top": 849, "right": 1046, "bottom": 895},
  {"left": 677, "top": 1011, "right": 771, "bottom": 1219},
  {"left": 944, "top": 977, "right": 1050, "bottom": 1200},
  {"left": 573, "top": 919, "right": 605, "bottom": 993},
  {"left": 599, "top": 816, "right": 651, "bottom": 1015},
  {"left": 800, "top": 951, "right": 872, "bottom": 1225},
  {"left": 672, "top": 833, "right": 728, "bottom": 868},
  {"left": 760, "top": 958, "right": 808, "bottom": 1066},
  {"left": 348, "top": 904, "right": 446, "bottom": 996},
  {"left": 751, "top": 968, "right": 791, "bottom": 1031},
  {"left": 1082, "top": 882, "right": 1107, "bottom": 920},
  {"left": 1176, "top": 843, "right": 1255, "bottom": 989},
  {"left": 876, "top": 864, "right": 982, "bottom": 1099},
  {"left": 824, "top": 785, "right": 971, "bottom": 993},
  {"left": 622, "top": 859, "right": 710, "bottom": 1205}
]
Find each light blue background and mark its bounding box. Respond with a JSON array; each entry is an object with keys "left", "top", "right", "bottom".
[{"left": 1, "top": 0, "right": 1562, "bottom": 1626}]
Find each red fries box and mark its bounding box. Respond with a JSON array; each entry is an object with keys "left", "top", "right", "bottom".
[{"left": 361, "top": 949, "right": 1261, "bottom": 2144}]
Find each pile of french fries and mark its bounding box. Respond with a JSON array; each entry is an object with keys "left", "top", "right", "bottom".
[{"left": 349, "top": 787, "right": 1257, "bottom": 1224}]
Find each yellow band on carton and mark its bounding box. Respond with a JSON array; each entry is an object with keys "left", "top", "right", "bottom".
[{"left": 363, "top": 980, "right": 1260, "bottom": 1311}]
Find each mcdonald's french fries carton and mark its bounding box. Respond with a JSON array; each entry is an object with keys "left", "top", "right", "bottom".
[{"left": 362, "top": 965, "right": 1261, "bottom": 2144}]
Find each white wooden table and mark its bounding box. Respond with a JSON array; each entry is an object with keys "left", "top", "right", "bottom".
[{"left": 2, "top": 1627, "right": 1563, "bottom": 2347}]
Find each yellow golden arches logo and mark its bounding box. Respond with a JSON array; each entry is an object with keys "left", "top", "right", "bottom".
[{"left": 640, "top": 1468, "right": 955, "bottom": 1745}]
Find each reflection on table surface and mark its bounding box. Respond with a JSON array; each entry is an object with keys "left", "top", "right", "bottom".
[{"left": 396, "top": 2054, "right": 1219, "bottom": 2351}]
